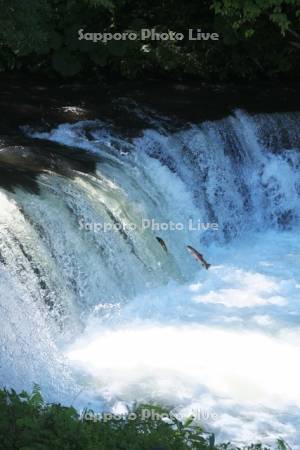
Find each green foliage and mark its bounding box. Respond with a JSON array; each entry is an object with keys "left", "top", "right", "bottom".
[
  {"left": 86, "top": 0, "right": 115, "bottom": 11},
  {"left": 0, "top": 387, "right": 292, "bottom": 450},
  {"left": 211, "top": 0, "right": 300, "bottom": 35},
  {"left": 0, "top": 0, "right": 299, "bottom": 80},
  {"left": 52, "top": 50, "right": 83, "bottom": 76}
]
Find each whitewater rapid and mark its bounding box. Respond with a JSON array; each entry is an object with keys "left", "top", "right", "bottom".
[{"left": 0, "top": 109, "right": 300, "bottom": 446}]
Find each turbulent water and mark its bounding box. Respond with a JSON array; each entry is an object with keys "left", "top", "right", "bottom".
[{"left": 1, "top": 109, "right": 300, "bottom": 446}]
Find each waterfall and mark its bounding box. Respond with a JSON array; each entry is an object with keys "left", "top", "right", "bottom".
[{"left": 1, "top": 109, "right": 300, "bottom": 445}]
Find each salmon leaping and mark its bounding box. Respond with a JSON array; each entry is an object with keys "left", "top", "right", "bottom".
[
  {"left": 186, "top": 245, "right": 211, "bottom": 269},
  {"left": 156, "top": 236, "right": 168, "bottom": 253}
]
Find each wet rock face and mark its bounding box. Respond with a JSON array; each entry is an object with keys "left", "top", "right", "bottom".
[{"left": 0, "top": 136, "right": 98, "bottom": 193}]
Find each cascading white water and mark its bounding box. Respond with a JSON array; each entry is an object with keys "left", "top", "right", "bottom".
[{"left": 1, "top": 109, "right": 300, "bottom": 446}]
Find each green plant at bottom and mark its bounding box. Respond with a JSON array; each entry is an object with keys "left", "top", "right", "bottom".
[{"left": 0, "top": 386, "right": 292, "bottom": 450}]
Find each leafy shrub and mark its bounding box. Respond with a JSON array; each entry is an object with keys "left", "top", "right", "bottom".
[
  {"left": 0, "top": 386, "right": 293, "bottom": 450},
  {"left": 0, "top": 0, "right": 299, "bottom": 80}
]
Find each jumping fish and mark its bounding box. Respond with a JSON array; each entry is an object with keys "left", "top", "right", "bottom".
[
  {"left": 156, "top": 237, "right": 168, "bottom": 253},
  {"left": 186, "top": 245, "right": 211, "bottom": 269}
]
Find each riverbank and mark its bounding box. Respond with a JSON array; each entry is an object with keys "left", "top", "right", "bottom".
[{"left": 1, "top": 75, "right": 300, "bottom": 136}]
